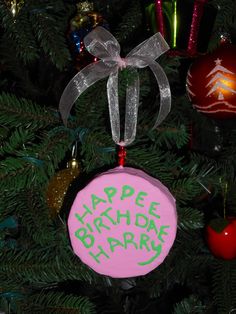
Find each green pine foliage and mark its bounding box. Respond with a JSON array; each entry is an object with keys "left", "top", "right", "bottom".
[
  {"left": 0, "top": 0, "right": 236, "bottom": 313},
  {"left": 173, "top": 295, "right": 206, "bottom": 314},
  {"left": 18, "top": 291, "right": 97, "bottom": 314},
  {"left": 0, "top": 0, "right": 71, "bottom": 69},
  {"left": 212, "top": 260, "right": 236, "bottom": 314}
]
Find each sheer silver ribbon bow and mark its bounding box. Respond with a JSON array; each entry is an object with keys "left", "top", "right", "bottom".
[{"left": 59, "top": 26, "right": 171, "bottom": 146}]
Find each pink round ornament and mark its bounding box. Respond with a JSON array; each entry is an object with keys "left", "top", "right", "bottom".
[{"left": 68, "top": 167, "right": 177, "bottom": 278}]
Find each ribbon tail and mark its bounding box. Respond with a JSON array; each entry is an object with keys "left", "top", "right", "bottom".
[
  {"left": 59, "top": 61, "right": 112, "bottom": 126},
  {"left": 107, "top": 71, "right": 140, "bottom": 146},
  {"left": 124, "top": 71, "right": 140, "bottom": 146},
  {"left": 107, "top": 71, "right": 120, "bottom": 144},
  {"left": 148, "top": 61, "right": 171, "bottom": 129}
]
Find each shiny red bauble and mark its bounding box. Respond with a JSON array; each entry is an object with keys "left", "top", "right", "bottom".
[
  {"left": 206, "top": 217, "right": 236, "bottom": 260},
  {"left": 187, "top": 43, "right": 236, "bottom": 119}
]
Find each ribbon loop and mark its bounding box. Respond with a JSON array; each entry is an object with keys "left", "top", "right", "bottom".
[
  {"left": 59, "top": 26, "right": 171, "bottom": 146},
  {"left": 84, "top": 26, "right": 121, "bottom": 59},
  {"left": 127, "top": 32, "right": 169, "bottom": 61}
]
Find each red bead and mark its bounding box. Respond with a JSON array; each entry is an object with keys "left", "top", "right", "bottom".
[
  {"left": 118, "top": 146, "right": 127, "bottom": 167},
  {"left": 206, "top": 218, "right": 236, "bottom": 260},
  {"left": 187, "top": 43, "right": 236, "bottom": 119}
]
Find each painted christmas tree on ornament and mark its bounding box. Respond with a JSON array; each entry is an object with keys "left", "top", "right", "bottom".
[
  {"left": 206, "top": 58, "right": 236, "bottom": 100},
  {"left": 187, "top": 43, "right": 236, "bottom": 119},
  {"left": 59, "top": 27, "right": 177, "bottom": 278}
]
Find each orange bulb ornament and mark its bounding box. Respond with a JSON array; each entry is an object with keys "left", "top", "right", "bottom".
[
  {"left": 46, "top": 158, "right": 81, "bottom": 218},
  {"left": 187, "top": 43, "right": 236, "bottom": 119}
]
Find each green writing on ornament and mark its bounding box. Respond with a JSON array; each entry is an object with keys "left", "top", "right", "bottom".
[{"left": 74, "top": 185, "right": 170, "bottom": 266}]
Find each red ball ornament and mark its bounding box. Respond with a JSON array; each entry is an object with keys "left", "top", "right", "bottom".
[
  {"left": 206, "top": 217, "right": 236, "bottom": 260},
  {"left": 187, "top": 43, "right": 236, "bottom": 119}
]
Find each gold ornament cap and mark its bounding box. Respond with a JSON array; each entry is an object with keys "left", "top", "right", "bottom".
[
  {"left": 77, "top": 1, "right": 94, "bottom": 13},
  {"left": 67, "top": 158, "right": 80, "bottom": 169}
]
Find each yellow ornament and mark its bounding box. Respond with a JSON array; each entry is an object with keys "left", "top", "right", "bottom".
[
  {"left": 5, "top": 0, "right": 24, "bottom": 17},
  {"left": 46, "top": 159, "right": 81, "bottom": 218}
]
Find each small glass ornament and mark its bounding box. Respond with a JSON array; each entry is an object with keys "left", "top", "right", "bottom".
[{"left": 68, "top": 1, "right": 109, "bottom": 70}]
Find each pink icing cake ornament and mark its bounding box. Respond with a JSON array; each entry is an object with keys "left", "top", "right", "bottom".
[
  {"left": 60, "top": 27, "right": 175, "bottom": 278},
  {"left": 68, "top": 167, "right": 177, "bottom": 278}
]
